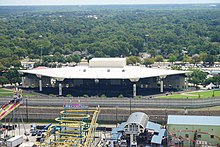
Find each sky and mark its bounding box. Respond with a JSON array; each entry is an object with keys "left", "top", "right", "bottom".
[{"left": 0, "top": 0, "right": 219, "bottom": 6}]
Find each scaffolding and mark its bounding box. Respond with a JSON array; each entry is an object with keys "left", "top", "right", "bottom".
[{"left": 35, "top": 106, "right": 101, "bottom": 147}]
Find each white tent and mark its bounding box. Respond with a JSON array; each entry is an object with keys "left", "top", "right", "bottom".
[{"left": 206, "top": 83, "right": 216, "bottom": 90}]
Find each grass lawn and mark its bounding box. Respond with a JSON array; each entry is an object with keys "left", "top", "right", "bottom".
[
  {"left": 0, "top": 88, "right": 35, "bottom": 97},
  {"left": 159, "top": 89, "right": 220, "bottom": 99},
  {"left": 0, "top": 88, "right": 13, "bottom": 93}
]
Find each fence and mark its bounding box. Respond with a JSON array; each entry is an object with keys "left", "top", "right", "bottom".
[{"left": 1, "top": 96, "right": 220, "bottom": 108}]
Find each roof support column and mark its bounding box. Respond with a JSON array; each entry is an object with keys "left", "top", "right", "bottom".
[
  {"left": 58, "top": 82, "right": 62, "bottom": 96},
  {"left": 129, "top": 77, "right": 139, "bottom": 98},
  {"left": 159, "top": 75, "right": 167, "bottom": 93},
  {"left": 185, "top": 78, "right": 188, "bottom": 89},
  {"left": 39, "top": 79, "right": 42, "bottom": 92},
  {"left": 21, "top": 76, "right": 25, "bottom": 87},
  {"left": 57, "top": 78, "right": 65, "bottom": 96},
  {"left": 133, "top": 83, "right": 137, "bottom": 98},
  {"left": 37, "top": 75, "right": 42, "bottom": 92},
  {"left": 160, "top": 80, "right": 164, "bottom": 93}
]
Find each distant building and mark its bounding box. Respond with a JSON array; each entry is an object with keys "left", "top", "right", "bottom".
[
  {"left": 21, "top": 61, "right": 35, "bottom": 69},
  {"left": 167, "top": 115, "right": 220, "bottom": 146},
  {"left": 19, "top": 58, "right": 190, "bottom": 97}
]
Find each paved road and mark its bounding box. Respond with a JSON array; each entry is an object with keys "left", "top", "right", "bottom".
[{"left": 1, "top": 96, "right": 220, "bottom": 108}]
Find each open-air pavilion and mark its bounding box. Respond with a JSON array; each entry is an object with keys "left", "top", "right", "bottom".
[{"left": 19, "top": 58, "right": 190, "bottom": 97}]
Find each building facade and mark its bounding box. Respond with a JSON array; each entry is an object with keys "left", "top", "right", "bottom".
[{"left": 167, "top": 115, "right": 220, "bottom": 146}]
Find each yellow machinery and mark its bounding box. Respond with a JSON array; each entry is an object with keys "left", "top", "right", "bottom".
[{"left": 35, "top": 107, "right": 100, "bottom": 147}]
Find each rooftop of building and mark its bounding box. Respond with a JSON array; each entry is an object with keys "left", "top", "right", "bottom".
[
  {"left": 19, "top": 58, "right": 189, "bottom": 80},
  {"left": 167, "top": 115, "right": 220, "bottom": 126},
  {"left": 126, "top": 112, "right": 149, "bottom": 129}
]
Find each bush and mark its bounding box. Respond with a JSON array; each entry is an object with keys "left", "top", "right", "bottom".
[
  {"left": 66, "top": 94, "right": 72, "bottom": 97},
  {"left": 100, "top": 94, "right": 106, "bottom": 98},
  {"left": 118, "top": 94, "right": 124, "bottom": 98},
  {"left": 83, "top": 94, "right": 89, "bottom": 98}
]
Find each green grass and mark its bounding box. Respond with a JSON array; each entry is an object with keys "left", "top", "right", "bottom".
[
  {"left": 0, "top": 92, "right": 35, "bottom": 97},
  {"left": 159, "top": 89, "right": 220, "bottom": 99},
  {"left": 0, "top": 88, "right": 13, "bottom": 93},
  {"left": 0, "top": 88, "right": 35, "bottom": 97}
]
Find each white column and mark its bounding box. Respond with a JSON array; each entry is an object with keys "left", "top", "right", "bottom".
[
  {"left": 160, "top": 80, "right": 164, "bottom": 93},
  {"left": 133, "top": 83, "right": 136, "bottom": 97},
  {"left": 39, "top": 79, "right": 42, "bottom": 92},
  {"left": 21, "top": 76, "right": 25, "bottom": 87},
  {"left": 59, "top": 83, "right": 62, "bottom": 96},
  {"left": 185, "top": 78, "right": 188, "bottom": 89}
]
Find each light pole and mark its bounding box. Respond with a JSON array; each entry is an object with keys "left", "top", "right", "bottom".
[{"left": 39, "top": 35, "right": 43, "bottom": 64}]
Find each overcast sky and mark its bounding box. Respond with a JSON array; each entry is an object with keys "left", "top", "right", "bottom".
[{"left": 0, "top": 0, "right": 219, "bottom": 5}]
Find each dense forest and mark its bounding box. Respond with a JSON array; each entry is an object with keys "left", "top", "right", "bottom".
[{"left": 0, "top": 4, "right": 220, "bottom": 69}]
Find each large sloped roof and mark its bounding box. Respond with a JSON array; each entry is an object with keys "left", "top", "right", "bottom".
[{"left": 19, "top": 65, "right": 189, "bottom": 80}]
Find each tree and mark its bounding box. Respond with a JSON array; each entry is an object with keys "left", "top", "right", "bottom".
[
  {"left": 3, "top": 69, "right": 21, "bottom": 85},
  {"left": 126, "top": 56, "right": 141, "bottom": 65},
  {"left": 188, "top": 69, "right": 207, "bottom": 86},
  {"left": 213, "top": 76, "right": 220, "bottom": 86},
  {"left": 155, "top": 55, "right": 164, "bottom": 62},
  {"left": 11, "top": 60, "right": 21, "bottom": 68},
  {"left": 199, "top": 52, "right": 207, "bottom": 62},
  {"left": 191, "top": 54, "right": 201, "bottom": 64},
  {"left": 182, "top": 55, "right": 192, "bottom": 63},
  {"left": 71, "top": 54, "right": 81, "bottom": 63},
  {"left": 0, "top": 76, "right": 9, "bottom": 87},
  {"left": 143, "top": 58, "right": 155, "bottom": 66},
  {"left": 204, "top": 77, "right": 215, "bottom": 85},
  {"left": 171, "top": 66, "right": 182, "bottom": 70},
  {"left": 14, "top": 48, "right": 27, "bottom": 58},
  {"left": 205, "top": 55, "right": 216, "bottom": 66},
  {"left": 168, "top": 54, "right": 177, "bottom": 63}
]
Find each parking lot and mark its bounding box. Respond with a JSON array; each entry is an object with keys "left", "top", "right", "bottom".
[
  {"left": 1, "top": 123, "right": 49, "bottom": 147},
  {"left": 1, "top": 123, "right": 114, "bottom": 147}
]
